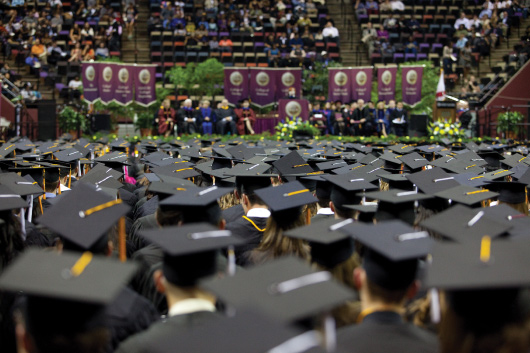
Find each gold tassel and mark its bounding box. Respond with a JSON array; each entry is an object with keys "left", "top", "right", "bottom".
[{"left": 118, "top": 217, "right": 126, "bottom": 262}]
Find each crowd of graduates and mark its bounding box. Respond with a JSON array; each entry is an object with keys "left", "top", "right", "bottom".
[{"left": 1, "top": 132, "right": 530, "bottom": 352}]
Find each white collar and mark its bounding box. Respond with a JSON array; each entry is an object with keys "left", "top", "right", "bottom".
[
  {"left": 168, "top": 298, "right": 216, "bottom": 317},
  {"left": 246, "top": 208, "right": 271, "bottom": 218},
  {"left": 317, "top": 207, "right": 334, "bottom": 215},
  {"left": 45, "top": 192, "right": 57, "bottom": 198}
]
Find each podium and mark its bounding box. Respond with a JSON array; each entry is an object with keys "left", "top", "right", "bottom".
[{"left": 433, "top": 101, "right": 457, "bottom": 122}]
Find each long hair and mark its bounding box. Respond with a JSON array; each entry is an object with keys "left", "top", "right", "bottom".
[
  {"left": 0, "top": 210, "right": 24, "bottom": 272},
  {"left": 249, "top": 210, "right": 309, "bottom": 265},
  {"left": 218, "top": 192, "right": 240, "bottom": 210}
]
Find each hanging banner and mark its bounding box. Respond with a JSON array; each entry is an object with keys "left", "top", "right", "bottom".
[
  {"left": 134, "top": 65, "right": 157, "bottom": 107},
  {"left": 328, "top": 68, "right": 353, "bottom": 103},
  {"left": 275, "top": 68, "right": 302, "bottom": 100},
  {"left": 278, "top": 99, "right": 310, "bottom": 121},
  {"left": 377, "top": 65, "right": 397, "bottom": 103},
  {"left": 249, "top": 68, "right": 276, "bottom": 107},
  {"left": 98, "top": 63, "right": 116, "bottom": 104},
  {"left": 224, "top": 68, "right": 249, "bottom": 105},
  {"left": 82, "top": 62, "right": 100, "bottom": 103},
  {"left": 352, "top": 67, "right": 373, "bottom": 102},
  {"left": 402, "top": 66, "right": 423, "bottom": 105},
  {"left": 113, "top": 64, "right": 134, "bottom": 105}
]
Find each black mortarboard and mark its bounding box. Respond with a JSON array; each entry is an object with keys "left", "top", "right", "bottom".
[
  {"left": 323, "top": 174, "right": 379, "bottom": 193},
  {"left": 0, "top": 185, "right": 29, "bottom": 211},
  {"left": 398, "top": 152, "right": 429, "bottom": 171},
  {"left": 83, "top": 163, "right": 124, "bottom": 180},
  {"left": 272, "top": 151, "right": 314, "bottom": 178},
  {"left": 147, "top": 181, "right": 197, "bottom": 198},
  {"left": 484, "top": 181, "right": 527, "bottom": 204},
  {"left": 509, "top": 164, "right": 529, "bottom": 181},
  {"left": 0, "top": 172, "right": 44, "bottom": 196},
  {"left": 78, "top": 169, "right": 123, "bottom": 190},
  {"left": 139, "top": 223, "right": 245, "bottom": 286},
  {"left": 388, "top": 144, "right": 415, "bottom": 154},
  {"left": 211, "top": 156, "right": 234, "bottom": 170},
  {"left": 254, "top": 181, "right": 317, "bottom": 213},
  {"left": 0, "top": 143, "right": 17, "bottom": 158},
  {"left": 36, "top": 183, "right": 130, "bottom": 251},
  {"left": 285, "top": 218, "right": 356, "bottom": 268},
  {"left": 315, "top": 159, "right": 348, "bottom": 171},
  {"left": 224, "top": 162, "right": 271, "bottom": 176},
  {"left": 54, "top": 148, "right": 88, "bottom": 163},
  {"left": 378, "top": 173, "right": 414, "bottom": 190},
  {"left": 477, "top": 151, "right": 504, "bottom": 169},
  {"left": 453, "top": 172, "right": 489, "bottom": 188},
  {"left": 0, "top": 248, "right": 137, "bottom": 335},
  {"left": 343, "top": 204, "right": 377, "bottom": 223},
  {"left": 406, "top": 167, "right": 460, "bottom": 194},
  {"left": 359, "top": 154, "right": 385, "bottom": 168},
  {"left": 500, "top": 153, "right": 527, "bottom": 169},
  {"left": 364, "top": 189, "right": 432, "bottom": 225},
  {"left": 425, "top": 239, "right": 530, "bottom": 290},
  {"left": 482, "top": 169, "right": 513, "bottom": 180},
  {"left": 234, "top": 174, "right": 273, "bottom": 196},
  {"left": 160, "top": 186, "right": 232, "bottom": 208},
  {"left": 201, "top": 256, "right": 356, "bottom": 323},
  {"left": 433, "top": 185, "right": 499, "bottom": 207},
  {"left": 343, "top": 220, "right": 433, "bottom": 290},
  {"left": 301, "top": 175, "right": 332, "bottom": 201},
  {"left": 95, "top": 151, "right": 130, "bottom": 165},
  {"left": 419, "top": 204, "right": 512, "bottom": 243},
  {"left": 151, "top": 164, "right": 200, "bottom": 179}
]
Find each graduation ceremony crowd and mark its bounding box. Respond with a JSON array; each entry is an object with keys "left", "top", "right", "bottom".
[{"left": 2, "top": 131, "right": 530, "bottom": 353}]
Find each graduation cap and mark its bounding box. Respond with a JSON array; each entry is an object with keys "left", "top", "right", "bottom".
[
  {"left": 315, "top": 159, "right": 348, "bottom": 171},
  {"left": 482, "top": 169, "right": 513, "bottom": 180},
  {"left": 201, "top": 256, "right": 356, "bottom": 323},
  {"left": 378, "top": 173, "right": 414, "bottom": 190},
  {"left": 0, "top": 248, "right": 137, "bottom": 336},
  {"left": 160, "top": 186, "right": 233, "bottom": 208},
  {"left": 151, "top": 164, "right": 200, "bottom": 179},
  {"left": 509, "top": 164, "right": 529, "bottom": 181},
  {"left": 433, "top": 185, "right": 499, "bottom": 207},
  {"left": 379, "top": 152, "right": 404, "bottom": 170},
  {"left": 477, "top": 150, "right": 504, "bottom": 169},
  {"left": 484, "top": 181, "right": 527, "bottom": 204},
  {"left": 301, "top": 175, "right": 332, "bottom": 201},
  {"left": 285, "top": 218, "right": 356, "bottom": 268},
  {"left": 78, "top": 169, "right": 123, "bottom": 190},
  {"left": 272, "top": 151, "right": 315, "bottom": 178},
  {"left": 148, "top": 181, "right": 198, "bottom": 198},
  {"left": 388, "top": 144, "right": 416, "bottom": 154},
  {"left": 359, "top": 154, "right": 385, "bottom": 168},
  {"left": 364, "top": 189, "right": 432, "bottom": 225},
  {"left": 37, "top": 182, "right": 130, "bottom": 251},
  {"left": 453, "top": 151, "right": 488, "bottom": 167},
  {"left": 343, "top": 204, "right": 377, "bottom": 223},
  {"left": 224, "top": 162, "right": 271, "bottom": 177},
  {"left": 139, "top": 223, "right": 245, "bottom": 286},
  {"left": 0, "top": 172, "right": 44, "bottom": 197},
  {"left": 84, "top": 163, "right": 124, "bottom": 180},
  {"left": 406, "top": 167, "right": 460, "bottom": 194},
  {"left": 211, "top": 156, "right": 234, "bottom": 170},
  {"left": 499, "top": 153, "right": 527, "bottom": 169},
  {"left": 94, "top": 151, "right": 131, "bottom": 170},
  {"left": 37, "top": 141, "right": 63, "bottom": 155},
  {"left": 0, "top": 184, "right": 30, "bottom": 211},
  {"left": 342, "top": 220, "right": 433, "bottom": 290},
  {"left": 145, "top": 309, "right": 322, "bottom": 353},
  {"left": 419, "top": 204, "right": 512, "bottom": 243},
  {"left": 234, "top": 174, "right": 273, "bottom": 196},
  {"left": 398, "top": 152, "right": 429, "bottom": 171},
  {"left": 143, "top": 172, "right": 161, "bottom": 183},
  {"left": 452, "top": 172, "right": 489, "bottom": 188},
  {"left": 226, "top": 145, "right": 265, "bottom": 160},
  {"left": 54, "top": 148, "right": 87, "bottom": 164},
  {"left": 254, "top": 181, "right": 317, "bottom": 214},
  {"left": 109, "top": 139, "right": 131, "bottom": 152},
  {"left": 425, "top": 239, "right": 530, "bottom": 290},
  {"left": 14, "top": 140, "right": 37, "bottom": 152}
]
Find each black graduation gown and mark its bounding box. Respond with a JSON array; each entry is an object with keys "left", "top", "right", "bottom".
[
  {"left": 128, "top": 213, "right": 159, "bottom": 255},
  {"left": 133, "top": 195, "right": 158, "bottom": 221},
  {"left": 226, "top": 215, "right": 267, "bottom": 267},
  {"left": 311, "top": 213, "right": 334, "bottom": 222},
  {"left": 222, "top": 204, "right": 244, "bottom": 224},
  {"left": 115, "top": 311, "right": 219, "bottom": 353},
  {"left": 337, "top": 311, "right": 439, "bottom": 353},
  {"left": 105, "top": 287, "right": 160, "bottom": 352}
]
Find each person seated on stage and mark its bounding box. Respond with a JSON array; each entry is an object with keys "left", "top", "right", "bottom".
[
  {"left": 215, "top": 99, "right": 237, "bottom": 135},
  {"left": 343, "top": 101, "right": 357, "bottom": 136},
  {"left": 390, "top": 101, "right": 408, "bottom": 136},
  {"left": 177, "top": 99, "right": 198, "bottom": 134},
  {"left": 349, "top": 99, "right": 372, "bottom": 136},
  {"left": 197, "top": 99, "right": 214, "bottom": 135},
  {"left": 235, "top": 99, "right": 256, "bottom": 135},
  {"left": 309, "top": 102, "right": 328, "bottom": 134},
  {"left": 386, "top": 99, "right": 396, "bottom": 118},
  {"left": 285, "top": 86, "right": 299, "bottom": 99},
  {"left": 157, "top": 98, "right": 176, "bottom": 137},
  {"left": 374, "top": 101, "right": 390, "bottom": 137}
]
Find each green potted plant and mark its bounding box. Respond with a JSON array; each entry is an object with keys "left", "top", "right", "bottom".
[
  {"left": 135, "top": 110, "right": 155, "bottom": 136},
  {"left": 58, "top": 106, "right": 87, "bottom": 139},
  {"left": 497, "top": 111, "right": 525, "bottom": 139}
]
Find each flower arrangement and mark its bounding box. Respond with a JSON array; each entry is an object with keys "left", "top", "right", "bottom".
[
  {"left": 274, "top": 117, "right": 321, "bottom": 139},
  {"left": 428, "top": 118, "right": 465, "bottom": 140}
]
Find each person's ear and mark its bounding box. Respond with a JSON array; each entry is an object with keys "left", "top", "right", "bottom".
[
  {"left": 106, "top": 240, "right": 114, "bottom": 257},
  {"left": 242, "top": 194, "right": 250, "bottom": 208},
  {"left": 329, "top": 200, "right": 335, "bottom": 213},
  {"left": 353, "top": 267, "right": 365, "bottom": 291},
  {"left": 406, "top": 280, "right": 420, "bottom": 300},
  {"left": 234, "top": 190, "right": 240, "bottom": 200},
  {"left": 153, "top": 269, "right": 166, "bottom": 294},
  {"left": 219, "top": 219, "right": 226, "bottom": 230}
]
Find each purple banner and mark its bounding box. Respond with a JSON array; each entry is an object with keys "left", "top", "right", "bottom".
[
  {"left": 278, "top": 99, "right": 310, "bottom": 121},
  {"left": 98, "top": 63, "right": 116, "bottom": 104},
  {"left": 377, "top": 66, "right": 397, "bottom": 103},
  {"left": 82, "top": 62, "right": 99, "bottom": 103},
  {"left": 134, "top": 65, "right": 157, "bottom": 107},
  {"left": 114, "top": 64, "right": 134, "bottom": 105},
  {"left": 275, "top": 69, "right": 302, "bottom": 100},
  {"left": 224, "top": 68, "right": 249, "bottom": 105},
  {"left": 328, "top": 68, "right": 353, "bottom": 103},
  {"left": 351, "top": 67, "right": 373, "bottom": 102},
  {"left": 402, "top": 66, "right": 423, "bottom": 105},
  {"left": 249, "top": 68, "right": 276, "bottom": 107}
]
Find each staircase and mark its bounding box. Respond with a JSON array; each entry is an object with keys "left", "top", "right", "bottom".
[
  {"left": 121, "top": 0, "right": 151, "bottom": 64},
  {"left": 327, "top": 0, "right": 370, "bottom": 67}
]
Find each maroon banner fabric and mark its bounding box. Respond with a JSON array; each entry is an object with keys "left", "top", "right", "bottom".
[
  {"left": 328, "top": 68, "right": 353, "bottom": 103},
  {"left": 275, "top": 69, "right": 302, "bottom": 100},
  {"left": 134, "top": 65, "right": 157, "bottom": 107},
  {"left": 278, "top": 99, "right": 310, "bottom": 121},
  {"left": 224, "top": 68, "right": 249, "bottom": 105},
  {"left": 377, "top": 66, "right": 397, "bottom": 103},
  {"left": 114, "top": 64, "right": 134, "bottom": 105},
  {"left": 81, "top": 62, "right": 99, "bottom": 103},
  {"left": 98, "top": 63, "right": 115, "bottom": 104},
  {"left": 249, "top": 68, "right": 276, "bottom": 107},
  {"left": 351, "top": 67, "right": 373, "bottom": 102},
  {"left": 402, "top": 66, "right": 423, "bottom": 105}
]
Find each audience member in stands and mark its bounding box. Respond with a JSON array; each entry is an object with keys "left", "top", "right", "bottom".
[
  {"left": 30, "top": 38, "right": 47, "bottom": 65},
  {"left": 108, "top": 19, "right": 122, "bottom": 52},
  {"left": 95, "top": 42, "right": 109, "bottom": 59},
  {"left": 25, "top": 53, "right": 41, "bottom": 75},
  {"left": 69, "top": 23, "right": 82, "bottom": 44},
  {"left": 405, "top": 36, "right": 418, "bottom": 55},
  {"left": 82, "top": 44, "right": 95, "bottom": 61},
  {"left": 68, "top": 42, "right": 83, "bottom": 63},
  {"left": 289, "top": 44, "right": 306, "bottom": 67},
  {"left": 219, "top": 36, "right": 233, "bottom": 52},
  {"left": 125, "top": 3, "right": 138, "bottom": 40},
  {"left": 322, "top": 21, "right": 339, "bottom": 43},
  {"left": 442, "top": 40, "right": 455, "bottom": 74},
  {"left": 68, "top": 76, "right": 82, "bottom": 101},
  {"left": 454, "top": 12, "right": 471, "bottom": 30}
]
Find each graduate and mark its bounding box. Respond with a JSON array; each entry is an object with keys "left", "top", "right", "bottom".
[{"left": 235, "top": 99, "right": 257, "bottom": 135}]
